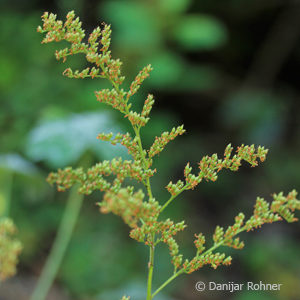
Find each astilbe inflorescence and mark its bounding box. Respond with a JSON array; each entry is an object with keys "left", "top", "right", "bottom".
[
  {"left": 0, "top": 218, "right": 22, "bottom": 281},
  {"left": 38, "top": 11, "right": 300, "bottom": 300},
  {"left": 182, "top": 190, "right": 300, "bottom": 274},
  {"left": 166, "top": 144, "right": 268, "bottom": 196}
]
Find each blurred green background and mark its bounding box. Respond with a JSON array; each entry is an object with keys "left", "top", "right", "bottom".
[{"left": 0, "top": 0, "right": 300, "bottom": 299}]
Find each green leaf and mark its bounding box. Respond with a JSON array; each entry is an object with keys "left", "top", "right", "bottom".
[
  {"left": 173, "top": 15, "right": 228, "bottom": 50},
  {"left": 0, "top": 154, "right": 38, "bottom": 175},
  {"left": 26, "top": 112, "right": 128, "bottom": 168},
  {"left": 101, "top": 1, "right": 161, "bottom": 51},
  {"left": 143, "top": 52, "right": 184, "bottom": 87},
  {"left": 158, "top": 0, "right": 192, "bottom": 14}
]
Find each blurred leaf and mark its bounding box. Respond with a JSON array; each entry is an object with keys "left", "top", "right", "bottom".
[
  {"left": 26, "top": 112, "right": 128, "bottom": 168},
  {"left": 144, "top": 52, "right": 184, "bottom": 87},
  {"left": 173, "top": 15, "right": 228, "bottom": 50},
  {"left": 0, "top": 154, "right": 40, "bottom": 219},
  {"left": 158, "top": 0, "right": 192, "bottom": 14},
  {"left": 0, "top": 153, "right": 38, "bottom": 175},
  {"left": 101, "top": 1, "right": 161, "bottom": 51}
]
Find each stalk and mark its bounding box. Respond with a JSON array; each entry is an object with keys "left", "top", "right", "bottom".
[
  {"left": 100, "top": 56, "right": 156, "bottom": 300},
  {"left": 133, "top": 127, "right": 155, "bottom": 300},
  {"left": 146, "top": 241, "right": 155, "bottom": 300},
  {"left": 30, "top": 185, "right": 84, "bottom": 300},
  {"left": 152, "top": 270, "right": 183, "bottom": 298}
]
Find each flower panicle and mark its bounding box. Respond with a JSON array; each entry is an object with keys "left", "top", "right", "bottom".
[
  {"left": 181, "top": 191, "right": 300, "bottom": 275},
  {"left": 38, "top": 11, "right": 155, "bottom": 122},
  {"left": 127, "top": 65, "right": 153, "bottom": 100},
  {"left": 197, "top": 143, "right": 268, "bottom": 182},
  {"left": 126, "top": 111, "right": 150, "bottom": 127},
  {"left": 148, "top": 125, "right": 185, "bottom": 159},
  {"left": 47, "top": 158, "right": 156, "bottom": 195},
  {"left": 99, "top": 188, "right": 149, "bottom": 228},
  {"left": 141, "top": 94, "right": 155, "bottom": 119},
  {"left": 38, "top": 13, "right": 300, "bottom": 298},
  {"left": 165, "top": 144, "right": 268, "bottom": 196},
  {"left": 95, "top": 88, "right": 127, "bottom": 114},
  {"left": 97, "top": 132, "right": 143, "bottom": 161},
  {"left": 130, "top": 217, "right": 186, "bottom": 270},
  {"left": 183, "top": 253, "right": 232, "bottom": 274}
]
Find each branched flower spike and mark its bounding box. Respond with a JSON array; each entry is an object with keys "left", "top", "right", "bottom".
[
  {"left": 38, "top": 11, "right": 300, "bottom": 300},
  {"left": 182, "top": 190, "right": 300, "bottom": 274}
]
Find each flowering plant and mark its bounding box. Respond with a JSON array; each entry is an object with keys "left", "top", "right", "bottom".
[{"left": 36, "top": 11, "right": 300, "bottom": 300}]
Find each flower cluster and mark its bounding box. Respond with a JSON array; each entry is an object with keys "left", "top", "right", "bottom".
[
  {"left": 0, "top": 218, "right": 22, "bottom": 281},
  {"left": 47, "top": 158, "right": 156, "bottom": 194},
  {"left": 127, "top": 65, "right": 153, "bottom": 100},
  {"left": 141, "top": 94, "right": 155, "bottom": 119},
  {"left": 37, "top": 11, "right": 156, "bottom": 129},
  {"left": 130, "top": 217, "right": 186, "bottom": 270},
  {"left": 183, "top": 252, "right": 232, "bottom": 273},
  {"left": 38, "top": 11, "right": 300, "bottom": 300},
  {"left": 95, "top": 88, "right": 127, "bottom": 114},
  {"left": 148, "top": 125, "right": 186, "bottom": 159},
  {"left": 99, "top": 188, "right": 159, "bottom": 228},
  {"left": 180, "top": 191, "right": 300, "bottom": 274},
  {"left": 166, "top": 144, "right": 268, "bottom": 196},
  {"left": 97, "top": 132, "right": 143, "bottom": 161}
]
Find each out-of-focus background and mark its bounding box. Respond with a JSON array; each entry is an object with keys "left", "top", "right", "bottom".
[{"left": 0, "top": 0, "right": 300, "bottom": 299}]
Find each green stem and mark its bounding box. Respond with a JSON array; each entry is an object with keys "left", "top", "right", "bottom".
[
  {"left": 152, "top": 269, "right": 184, "bottom": 298},
  {"left": 146, "top": 240, "right": 155, "bottom": 300},
  {"left": 30, "top": 186, "right": 84, "bottom": 300},
  {"left": 133, "top": 126, "right": 153, "bottom": 199},
  {"left": 100, "top": 60, "right": 156, "bottom": 299},
  {"left": 160, "top": 184, "right": 189, "bottom": 213},
  {"left": 132, "top": 125, "right": 155, "bottom": 300},
  {"left": 99, "top": 62, "right": 153, "bottom": 200},
  {"left": 131, "top": 126, "right": 156, "bottom": 300}
]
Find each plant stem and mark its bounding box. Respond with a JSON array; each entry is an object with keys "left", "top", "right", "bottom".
[
  {"left": 100, "top": 61, "right": 156, "bottom": 299},
  {"left": 133, "top": 126, "right": 153, "bottom": 199},
  {"left": 131, "top": 127, "right": 155, "bottom": 300},
  {"left": 152, "top": 269, "right": 184, "bottom": 298},
  {"left": 133, "top": 126, "right": 155, "bottom": 300},
  {"left": 30, "top": 186, "right": 84, "bottom": 300},
  {"left": 100, "top": 62, "right": 153, "bottom": 200},
  {"left": 146, "top": 240, "right": 155, "bottom": 300},
  {"left": 160, "top": 183, "right": 190, "bottom": 213}
]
